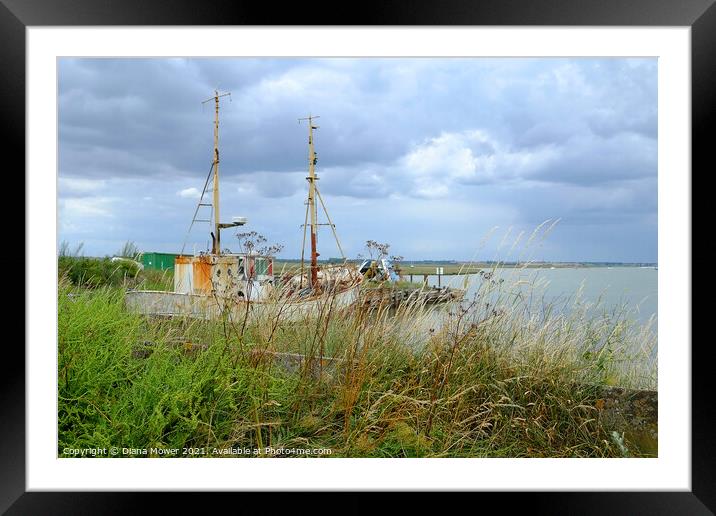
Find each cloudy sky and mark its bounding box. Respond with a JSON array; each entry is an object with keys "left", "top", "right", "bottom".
[{"left": 58, "top": 57, "right": 657, "bottom": 262}]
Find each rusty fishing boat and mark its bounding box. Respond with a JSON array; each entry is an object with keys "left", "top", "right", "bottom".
[{"left": 125, "top": 93, "right": 361, "bottom": 321}]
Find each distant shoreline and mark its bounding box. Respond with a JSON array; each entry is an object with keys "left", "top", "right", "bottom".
[
  {"left": 273, "top": 260, "right": 657, "bottom": 276},
  {"left": 274, "top": 260, "right": 657, "bottom": 268}
]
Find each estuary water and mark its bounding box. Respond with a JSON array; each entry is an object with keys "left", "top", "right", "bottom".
[{"left": 411, "top": 266, "right": 658, "bottom": 328}]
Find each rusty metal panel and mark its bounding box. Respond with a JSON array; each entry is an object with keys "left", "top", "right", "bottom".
[{"left": 193, "top": 256, "right": 213, "bottom": 295}]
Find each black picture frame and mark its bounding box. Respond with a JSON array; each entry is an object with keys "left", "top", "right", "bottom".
[{"left": 5, "top": 0, "right": 710, "bottom": 512}]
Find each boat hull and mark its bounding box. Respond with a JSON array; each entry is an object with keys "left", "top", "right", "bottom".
[{"left": 125, "top": 283, "right": 361, "bottom": 322}]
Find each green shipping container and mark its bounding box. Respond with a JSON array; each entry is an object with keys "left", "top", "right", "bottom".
[{"left": 142, "top": 252, "right": 178, "bottom": 271}]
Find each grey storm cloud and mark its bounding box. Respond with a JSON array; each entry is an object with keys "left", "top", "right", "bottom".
[{"left": 58, "top": 57, "right": 657, "bottom": 262}]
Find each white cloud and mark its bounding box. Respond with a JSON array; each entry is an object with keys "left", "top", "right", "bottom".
[
  {"left": 397, "top": 129, "right": 560, "bottom": 197},
  {"left": 60, "top": 197, "right": 114, "bottom": 218},
  {"left": 178, "top": 187, "right": 202, "bottom": 199},
  {"left": 58, "top": 177, "right": 106, "bottom": 197},
  {"left": 59, "top": 197, "right": 116, "bottom": 235}
]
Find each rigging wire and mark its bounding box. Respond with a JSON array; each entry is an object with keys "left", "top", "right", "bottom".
[
  {"left": 315, "top": 185, "right": 346, "bottom": 260},
  {"left": 180, "top": 161, "right": 215, "bottom": 256}
]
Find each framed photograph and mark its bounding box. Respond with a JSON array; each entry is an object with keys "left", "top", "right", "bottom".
[{"left": 7, "top": 0, "right": 709, "bottom": 511}]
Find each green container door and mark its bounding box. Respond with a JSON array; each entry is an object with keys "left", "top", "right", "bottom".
[{"left": 142, "top": 252, "right": 177, "bottom": 271}]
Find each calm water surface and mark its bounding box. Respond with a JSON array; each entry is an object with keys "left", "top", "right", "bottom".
[{"left": 410, "top": 266, "right": 658, "bottom": 327}]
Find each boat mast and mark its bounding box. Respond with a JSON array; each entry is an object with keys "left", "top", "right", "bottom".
[
  {"left": 202, "top": 89, "right": 231, "bottom": 255},
  {"left": 299, "top": 115, "right": 320, "bottom": 288}
]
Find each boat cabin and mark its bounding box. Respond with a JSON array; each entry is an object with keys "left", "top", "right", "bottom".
[{"left": 174, "top": 253, "right": 274, "bottom": 300}]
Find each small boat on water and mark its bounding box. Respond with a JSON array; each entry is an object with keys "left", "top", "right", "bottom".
[{"left": 125, "top": 94, "right": 361, "bottom": 321}]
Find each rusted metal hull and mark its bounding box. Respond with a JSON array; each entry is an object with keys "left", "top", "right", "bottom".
[{"left": 124, "top": 283, "right": 361, "bottom": 322}]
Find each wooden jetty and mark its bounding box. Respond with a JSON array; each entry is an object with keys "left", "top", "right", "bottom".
[{"left": 359, "top": 285, "right": 466, "bottom": 309}]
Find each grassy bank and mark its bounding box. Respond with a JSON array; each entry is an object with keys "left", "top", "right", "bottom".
[{"left": 58, "top": 261, "right": 656, "bottom": 458}]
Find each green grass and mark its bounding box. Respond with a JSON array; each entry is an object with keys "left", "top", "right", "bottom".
[
  {"left": 57, "top": 257, "right": 657, "bottom": 458},
  {"left": 59, "top": 256, "right": 174, "bottom": 290}
]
